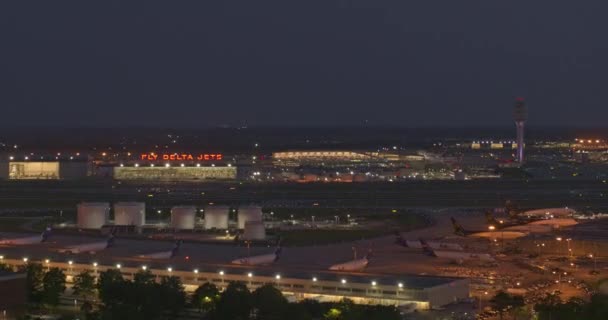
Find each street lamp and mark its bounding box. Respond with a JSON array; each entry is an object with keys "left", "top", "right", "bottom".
[{"left": 589, "top": 254, "right": 597, "bottom": 272}]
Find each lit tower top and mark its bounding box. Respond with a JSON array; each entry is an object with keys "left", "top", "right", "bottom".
[
  {"left": 513, "top": 97, "right": 527, "bottom": 163},
  {"left": 513, "top": 97, "right": 527, "bottom": 122}
]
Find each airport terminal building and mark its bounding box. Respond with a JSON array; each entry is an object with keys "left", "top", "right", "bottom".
[
  {"left": 0, "top": 160, "right": 89, "bottom": 180},
  {"left": 2, "top": 258, "right": 469, "bottom": 310}
]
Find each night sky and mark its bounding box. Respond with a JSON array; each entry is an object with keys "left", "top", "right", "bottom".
[{"left": 1, "top": 1, "right": 607, "bottom": 127}]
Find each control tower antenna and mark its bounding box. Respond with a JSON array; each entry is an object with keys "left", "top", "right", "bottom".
[{"left": 513, "top": 97, "right": 527, "bottom": 163}]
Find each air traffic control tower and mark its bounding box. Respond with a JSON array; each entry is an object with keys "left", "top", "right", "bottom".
[{"left": 513, "top": 98, "right": 527, "bottom": 163}]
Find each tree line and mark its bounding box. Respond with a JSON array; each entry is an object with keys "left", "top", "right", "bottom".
[{"left": 489, "top": 290, "right": 608, "bottom": 320}]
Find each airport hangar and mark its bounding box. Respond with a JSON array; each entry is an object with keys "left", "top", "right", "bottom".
[
  {"left": 0, "top": 257, "right": 469, "bottom": 310},
  {"left": 0, "top": 153, "right": 237, "bottom": 181}
]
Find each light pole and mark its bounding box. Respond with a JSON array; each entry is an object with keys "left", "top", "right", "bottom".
[
  {"left": 589, "top": 254, "right": 597, "bottom": 272},
  {"left": 478, "top": 291, "right": 488, "bottom": 314}
]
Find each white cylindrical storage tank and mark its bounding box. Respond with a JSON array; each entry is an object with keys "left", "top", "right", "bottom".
[
  {"left": 242, "top": 221, "right": 265, "bottom": 240},
  {"left": 77, "top": 202, "right": 110, "bottom": 229},
  {"left": 171, "top": 206, "right": 196, "bottom": 230},
  {"left": 114, "top": 202, "right": 146, "bottom": 226},
  {"left": 237, "top": 206, "right": 263, "bottom": 229},
  {"left": 204, "top": 205, "right": 229, "bottom": 229}
]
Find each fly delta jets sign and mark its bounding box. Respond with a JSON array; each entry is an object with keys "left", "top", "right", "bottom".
[{"left": 140, "top": 153, "right": 223, "bottom": 161}]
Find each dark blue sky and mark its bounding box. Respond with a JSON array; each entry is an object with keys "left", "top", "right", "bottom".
[{"left": 1, "top": 1, "right": 606, "bottom": 127}]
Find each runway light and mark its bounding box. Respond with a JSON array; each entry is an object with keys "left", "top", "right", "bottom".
[
  {"left": 219, "top": 271, "right": 224, "bottom": 275},
  {"left": 275, "top": 274, "right": 281, "bottom": 280},
  {"left": 247, "top": 272, "right": 253, "bottom": 278},
  {"left": 398, "top": 283, "right": 403, "bottom": 288},
  {"left": 341, "top": 279, "right": 347, "bottom": 284},
  {"left": 312, "top": 277, "right": 317, "bottom": 282}
]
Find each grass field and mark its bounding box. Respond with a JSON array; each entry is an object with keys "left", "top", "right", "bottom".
[
  {"left": 0, "top": 217, "right": 33, "bottom": 231},
  {"left": 275, "top": 211, "right": 428, "bottom": 246}
]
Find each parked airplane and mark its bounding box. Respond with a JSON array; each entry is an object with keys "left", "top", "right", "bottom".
[
  {"left": 138, "top": 240, "right": 182, "bottom": 260},
  {"left": 395, "top": 232, "right": 463, "bottom": 251},
  {"left": 505, "top": 201, "right": 576, "bottom": 219},
  {"left": 231, "top": 247, "right": 282, "bottom": 265},
  {"left": 328, "top": 247, "right": 371, "bottom": 271},
  {"left": 431, "top": 249, "right": 495, "bottom": 262},
  {"left": 485, "top": 211, "right": 577, "bottom": 233},
  {"left": 58, "top": 233, "right": 115, "bottom": 254},
  {"left": 451, "top": 217, "right": 527, "bottom": 240},
  {"left": 0, "top": 228, "right": 52, "bottom": 245}
]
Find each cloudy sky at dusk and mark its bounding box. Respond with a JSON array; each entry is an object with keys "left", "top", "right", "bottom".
[{"left": 1, "top": 1, "right": 606, "bottom": 127}]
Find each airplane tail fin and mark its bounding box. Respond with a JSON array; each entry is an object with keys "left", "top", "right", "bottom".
[
  {"left": 106, "top": 233, "right": 116, "bottom": 248},
  {"left": 394, "top": 231, "right": 407, "bottom": 247},
  {"left": 505, "top": 200, "right": 520, "bottom": 218},
  {"left": 451, "top": 217, "right": 466, "bottom": 236},
  {"left": 170, "top": 240, "right": 182, "bottom": 257},
  {"left": 364, "top": 248, "right": 373, "bottom": 260},
  {"left": 274, "top": 247, "right": 283, "bottom": 262},
  {"left": 41, "top": 227, "right": 52, "bottom": 242},
  {"left": 485, "top": 210, "right": 499, "bottom": 226},
  {"left": 419, "top": 238, "right": 434, "bottom": 255}
]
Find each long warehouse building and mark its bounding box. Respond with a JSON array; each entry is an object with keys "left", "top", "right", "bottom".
[{"left": 0, "top": 258, "right": 469, "bottom": 310}]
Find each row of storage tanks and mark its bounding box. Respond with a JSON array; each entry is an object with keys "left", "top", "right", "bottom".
[{"left": 77, "top": 203, "right": 265, "bottom": 239}]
